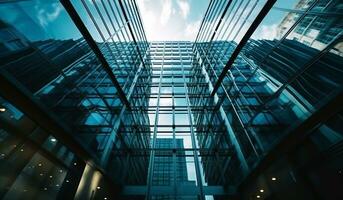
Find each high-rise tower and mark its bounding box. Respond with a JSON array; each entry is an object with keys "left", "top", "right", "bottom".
[{"left": 0, "top": 0, "right": 342, "bottom": 199}]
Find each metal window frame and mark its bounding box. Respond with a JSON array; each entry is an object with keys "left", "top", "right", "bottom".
[
  {"left": 210, "top": 0, "right": 277, "bottom": 97},
  {"left": 60, "top": 0, "right": 131, "bottom": 109}
]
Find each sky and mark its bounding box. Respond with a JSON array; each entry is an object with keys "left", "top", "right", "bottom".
[
  {"left": 0, "top": 0, "right": 300, "bottom": 43},
  {"left": 136, "top": 0, "right": 210, "bottom": 41}
]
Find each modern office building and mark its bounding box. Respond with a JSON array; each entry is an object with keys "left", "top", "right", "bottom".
[
  {"left": 152, "top": 138, "right": 196, "bottom": 200},
  {"left": 0, "top": 0, "right": 342, "bottom": 200},
  {"left": 145, "top": 41, "right": 201, "bottom": 200},
  {"left": 277, "top": 0, "right": 343, "bottom": 52}
]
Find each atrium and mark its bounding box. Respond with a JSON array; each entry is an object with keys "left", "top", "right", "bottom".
[{"left": 0, "top": 0, "right": 342, "bottom": 200}]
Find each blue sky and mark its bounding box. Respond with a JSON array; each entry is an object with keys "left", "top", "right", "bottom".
[
  {"left": 0, "top": 0, "right": 300, "bottom": 43},
  {"left": 136, "top": 0, "right": 210, "bottom": 41},
  {"left": 136, "top": 0, "right": 300, "bottom": 42}
]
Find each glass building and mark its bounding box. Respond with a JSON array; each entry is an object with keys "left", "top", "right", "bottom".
[{"left": 0, "top": 0, "right": 342, "bottom": 199}]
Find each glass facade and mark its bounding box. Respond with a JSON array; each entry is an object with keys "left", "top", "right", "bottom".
[
  {"left": 192, "top": 0, "right": 343, "bottom": 199},
  {"left": 0, "top": 0, "right": 342, "bottom": 199},
  {"left": 0, "top": 0, "right": 151, "bottom": 199},
  {"left": 145, "top": 42, "right": 200, "bottom": 199}
]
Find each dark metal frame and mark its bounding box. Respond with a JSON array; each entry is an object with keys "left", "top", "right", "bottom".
[
  {"left": 0, "top": 70, "right": 99, "bottom": 168},
  {"left": 60, "top": 0, "right": 131, "bottom": 109},
  {"left": 237, "top": 89, "right": 343, "bottom": 191},
  {"left": 210, "top": 0, "right": 277, "bottom": 96}
]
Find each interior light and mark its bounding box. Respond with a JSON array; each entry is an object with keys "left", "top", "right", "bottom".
[
  {"left": 49, "top": 175, "right": 53, "bottom": 178},
  {"left": 0, "top": 107, "right": 6, "bottom": 112},
  {"left": 44, "top": 187, "right": 48, "bottom": 191},
  {"left": 59, "top": 170, "right": 63, "bottom": 173},
  {"left": 104, "top": 198, "right": 107, "bottom": 200},
  {"left": 260, "top": 189, "right": 264, "bottom": 193},
  {"left": 97, "top": 186, "right": 101, "bottom": 190},
  {"left": 20, "top": 149, "right": 24, "bottom": 152},
  {"left": 73, "top": 162, "right": 77, "bottom": 166},
  {"left": 271, "top": 177, "right": 277, "bottom": 181},
  {"left": 50, "top": 138, "right": 57, "bottom": 142},
  {"left": 256, "top": 195, "right": 261, "bottom": 198},
  {"left": 56, "top": 184, "right": 59, "bottom": 187},
  {"left": 40, "top": 173, "right": 43, "bottom": 176},
  {"left": 38, "top": 163, "right": 42, "bottom": 167},
  {"left": 66, "top": 180, "right": 70, "bottom": 183}
]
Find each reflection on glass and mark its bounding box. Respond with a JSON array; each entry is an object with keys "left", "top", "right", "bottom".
[{"left": 193, "top": 0, "right": 343, "bottom": 188}]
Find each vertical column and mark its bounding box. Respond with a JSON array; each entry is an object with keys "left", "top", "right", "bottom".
[
  {"left": 146, "top": 44, "right": 165, "bottom": 199},
  {"left": 183, "top": 48, "right": 206, "bottom": 200}
]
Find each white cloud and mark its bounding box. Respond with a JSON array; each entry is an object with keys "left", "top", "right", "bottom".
[
  {"left": 253, "top": 24, "right": 279, "bottom": 41},
  {"left": 177, "top": 0, "right": 190, "bottom": 19},
  {"left": 185, "top": 20, "right": 201, "bottom": 39},
  {"left": 160, "top": 0, "right": 172, "bottom": 26},
  {"left": 137, "top": 0, "right": 209, "bottom": 41},
  {"left": 36, "top": 3, "right": 62, "bottom": 27},
  {"left": 137, "top": 0, "right": 157, "bottom": 40},
  {"left": 47, "top": 3, "right": 63, "bottom": 21},
  {"left": 160, "top": 98, "right": 173, "bottom": 106}
]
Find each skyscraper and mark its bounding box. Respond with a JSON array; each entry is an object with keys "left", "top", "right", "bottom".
[
  {"left": 0, "top": 0, "right": 342, "bottom": 200},
  {"left": 277, "top": 0, "right": 343, "bottom": 52},
  {"left": 152, "top": 138, "right": 196, "bottom": 200}
]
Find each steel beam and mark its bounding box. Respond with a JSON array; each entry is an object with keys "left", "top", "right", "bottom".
[
  {"left": 60, "top": 0, "right": 131, "bottom": 109},
  {"left": 210, "top": 0, "right": 277, "bottom": 96},
  {"left": 118, "top": 0, "right": 147, "bottom": 69},
  {"left": 0, "top": 71, "right": 123, "bottom": 196},
  {"left": 122, "top": 185, "right": 236, "bottom": 196},
  {"left": 237, "top": 89, "right": 343, "bottom": 192}
]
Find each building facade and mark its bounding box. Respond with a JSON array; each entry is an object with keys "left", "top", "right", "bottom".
[
  {"left": 192, "top": 0, "right": 342, "bottom": 199},
  {"left": 146, "top": 41, "right": 202, "bottom": 199},
  {"left": 0, "top": 0, "right": 342, "bottom": 200},
  {"left": 277, "top": 0, "right": 343, "bottom": 52},
  {"left": 0, "top": 0, "right": 151, "bottom": 199}
]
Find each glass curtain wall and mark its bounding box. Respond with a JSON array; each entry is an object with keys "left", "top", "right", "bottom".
[
  {"left": 0, "top": 0, "right": 151, "bottom": 199},
  {"left": 192, "top": 0, "right": 343, "bottom": 196},
  {"left": 145, "top": 42, "right": 200, "bottom": 200},
  {"left": 0, "top": 0, "right": 342, "bottom": 199}
]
